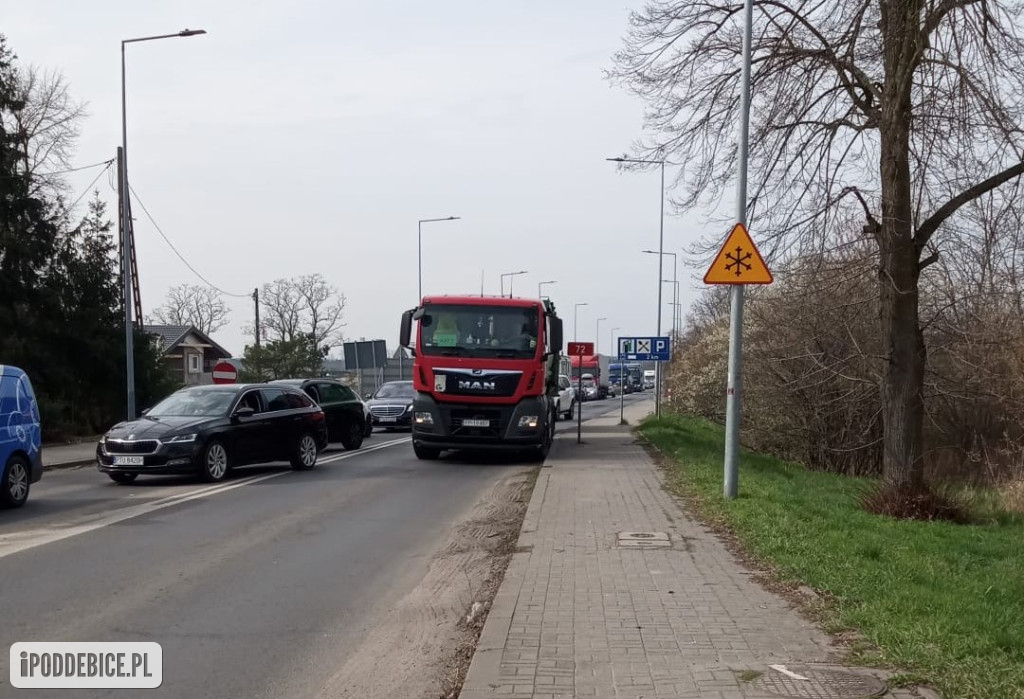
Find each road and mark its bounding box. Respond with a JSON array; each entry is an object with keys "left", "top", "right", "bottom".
[{"left": 0, "top": 394, "right": 647, "bottom": 699}]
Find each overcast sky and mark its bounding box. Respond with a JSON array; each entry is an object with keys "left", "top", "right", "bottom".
[{"left": 5, "top": 0, "right": 718, "bottom": 357}]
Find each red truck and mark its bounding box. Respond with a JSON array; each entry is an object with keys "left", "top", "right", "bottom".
[{"left": 399, "top": 295, "right": 564, "bottom": 460}]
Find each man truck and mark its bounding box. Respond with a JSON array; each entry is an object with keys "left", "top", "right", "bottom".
[
  {"left": 570, "top": 354, "right": 610, "bottom": 399},
  {"left": 400, "top": 295, "right": 564, "bottom": 460}
]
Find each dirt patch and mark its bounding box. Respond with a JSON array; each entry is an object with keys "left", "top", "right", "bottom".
[
  {"left": 316, "top": 467, "right": 537, "bottom": 699},
  {"left": 438, "top": 468, "right": 537, "bottom": 699}
]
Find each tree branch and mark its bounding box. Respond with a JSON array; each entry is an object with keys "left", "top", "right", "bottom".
[{"left": 915, "top": 160, "right": 1024, "bottom": 251}]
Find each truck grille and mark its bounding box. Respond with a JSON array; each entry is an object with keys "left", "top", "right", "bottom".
[{"left": 105, "top": 440, "right": 159, "bottom": 455}]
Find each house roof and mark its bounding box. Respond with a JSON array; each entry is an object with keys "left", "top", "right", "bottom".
[{"left": 145, "top": 324, "right": 232, "bottom": 359}]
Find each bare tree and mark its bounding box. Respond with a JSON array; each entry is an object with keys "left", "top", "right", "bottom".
[
  {"left": 611, "top": 0, "right": 1024, "bottom": 502},
  {"left": 8, "top": 65, "right": 87, "bottom": 197},
  {"left": 153, "top": 284, "right": 230, "bottom": 335},
  {"left": 258, "top": 275, "right": 345, "bottom": 350}
]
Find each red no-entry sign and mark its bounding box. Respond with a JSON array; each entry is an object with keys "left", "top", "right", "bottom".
[{"left": 211, "top": 361, "right": 237, "bottom": 384}]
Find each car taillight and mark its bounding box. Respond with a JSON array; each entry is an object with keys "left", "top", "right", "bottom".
[{"left": 311, "top": 411, "right": 325, "bottom": 422}]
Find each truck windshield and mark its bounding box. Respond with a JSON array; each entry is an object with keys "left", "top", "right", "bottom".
[{"left": 419, "top": 304, "right": 539, "bottom": 359}]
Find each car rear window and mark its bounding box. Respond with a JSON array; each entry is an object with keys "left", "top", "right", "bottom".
[{"left": 285, "top": 391, "right": 315, "bottom": 409}]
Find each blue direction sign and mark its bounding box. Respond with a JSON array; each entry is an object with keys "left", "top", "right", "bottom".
[{"left": 618, "top": 336, "right": 671, "bottom": 361}]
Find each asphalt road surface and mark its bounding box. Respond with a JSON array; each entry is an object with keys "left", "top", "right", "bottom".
[{"left": 0, "top": 393, "right": 647, "bottom": 699}]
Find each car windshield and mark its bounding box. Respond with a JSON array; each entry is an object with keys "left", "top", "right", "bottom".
[
  {"left": 147, "top": 390, "right": 236, "bottom": 417},
  {"left": 419, "top": 304, "right": 539, "bottom": 359},
  {"left": 374, "top": 383, "right": 414, "bottom": 399}
]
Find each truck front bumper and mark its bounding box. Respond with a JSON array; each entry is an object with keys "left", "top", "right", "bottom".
[{"left": 411, "top": 394, "right": 548, "bottom": 451}]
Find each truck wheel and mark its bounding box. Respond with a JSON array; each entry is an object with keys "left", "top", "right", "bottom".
[{"left": 413, "top": 443, "right": 441, "bottom": 460}]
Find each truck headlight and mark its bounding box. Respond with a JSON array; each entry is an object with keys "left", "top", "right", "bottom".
[
  {"left": 518, "top": 415, "right": 539, "bottom": 429},
  {"left": 415, "top": 412, "right": 434, "bottom": 425}
]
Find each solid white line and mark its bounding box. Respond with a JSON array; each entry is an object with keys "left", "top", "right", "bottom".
[
  {"left": 0, "top": 437, "right": 411, "bottom": 561},
  {"left": 769, "top": 665, "right": 809, "bottom": 680}
]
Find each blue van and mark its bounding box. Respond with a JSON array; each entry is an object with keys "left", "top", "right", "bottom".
[{"left": 0, "top": 365, "right": 43, "bottom": 508}]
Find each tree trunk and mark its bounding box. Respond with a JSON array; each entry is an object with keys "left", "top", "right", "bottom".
[{"left": 878, "top": 0, "right": 927, "bottom": 493}]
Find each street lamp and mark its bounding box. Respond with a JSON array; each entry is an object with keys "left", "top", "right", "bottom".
[
  {"left": 574, "top": 302, "right": 588, "bottom": 343},
  {"left": 500, "top": 270, "right": 528, "bottom": 297},
  {"left": 418, "top": 216, "right": 461, "bottom": 301},
  {"left": 611, "top": 326, "right": 621, "bottom": 357},
  {"left": 609, "top": 155, "right": 667, "bottom": 418},
  {"left": 644, "top": 249, "right": 678, "bottom": 338},
  {"left": 595, "top": 317, "right": 607, "bottom": 355},
  {"left": 538, "top": 280, "right": 557, "bottom": 299},
  {"left": 121, "top": 27, "right": 206, "bottom": 420},
  {"left": 663, "top": 279, "right": 680, "bottom": 338}
]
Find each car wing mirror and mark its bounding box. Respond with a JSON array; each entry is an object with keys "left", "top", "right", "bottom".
[{"left": 233, "top": 406, "right": 256, "bottom": 420}]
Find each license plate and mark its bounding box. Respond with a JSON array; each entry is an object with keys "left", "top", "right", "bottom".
[
  {"left": 112, "top": 456, "right": 144, "bottom": 466},
  {"left": 463, "top": 419, "right": 490, "bottom": 428},
  {"left": 379, "top": 417, "right": 398, "bottom": 423}
]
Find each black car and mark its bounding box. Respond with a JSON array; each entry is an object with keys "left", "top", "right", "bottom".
[
  {"left": 364, "top": 381, "right": 415, "bottom": 429},
  {"left": 271, "top": 378, "right": 369, "bottom": 447},
  {"left": 97, "top": 384, "right": 329, "bottom": 484}
]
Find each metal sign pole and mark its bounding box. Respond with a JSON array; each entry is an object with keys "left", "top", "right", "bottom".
[
  {"left": 724, "top": 0, "right": 754, "bottom": 500},
  {"left": 577, "top": 354, "right": 583, "bottom": 444},
  {"left": 620, "top": 353, "right": 625, "bottom": 425}
]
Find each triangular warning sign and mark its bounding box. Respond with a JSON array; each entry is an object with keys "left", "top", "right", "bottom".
[{"left": 703, "top": 223, "right": 773, "bottom": 285}]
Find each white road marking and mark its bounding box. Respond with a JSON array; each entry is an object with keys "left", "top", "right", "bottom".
[
  {"left": 769, "top": 665, "right": 809, "bottom": 680},
  {"left": 0, "top": 437, "right": 410, "bottom": 561}
]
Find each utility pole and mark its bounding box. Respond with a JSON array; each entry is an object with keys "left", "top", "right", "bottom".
[
  {"left": 253, "top": 287, "right": 261, "bottom": 347},
  {"left": 117, "top": 146, "right": 135, "bottom": 421}
]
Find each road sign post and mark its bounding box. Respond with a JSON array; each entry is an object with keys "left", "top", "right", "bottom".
[
  {"left": 568, "top": 342, "right": 593, "bottom": 444},
  {"left": 211, "top": 361, "right": 237, "bottom": 385}
]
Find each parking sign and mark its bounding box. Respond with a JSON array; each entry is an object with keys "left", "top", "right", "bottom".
[{"left": 617, "top": 336, "right": 670, "bottom": 361}]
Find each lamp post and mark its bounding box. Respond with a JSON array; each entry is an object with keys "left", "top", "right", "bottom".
[
  {"left": 644, "top": 249, "right": 678, "bottom": 338},
  {"left": 608, "top": 156, "right": 667, "bottom": 418},
  {"left": 418, "top": 216, "right": 461, "bottom": 301},
  {"left": 500, "top": 270, "right": 528, "bottom": 297},
  {"left": 538, "top": 280, "right": 557, "bottom": 299},
  {"left": 663, "top": 280, "right": 681, "bottom": 343},
  {"left": 595, "top": 317, "right": 607, "bottom": 355},
  {"left": 574, "top": 302, "right": 588, "bottom": 343},
  {"left": 121, "top": 27, "right": 206, "bottom": 421},
  {"left": 611, "top": 326, "right": 621, "bottom": 358}
]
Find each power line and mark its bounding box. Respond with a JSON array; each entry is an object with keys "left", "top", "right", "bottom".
[
  {"left": 66, "top": 160, "right": 116, "bottom": 214},
  {"left": 0, "top": 157, "right": 116, "bottom": 180},
  {"left": 127, "top": 183, "right": 250, "bottom": 299}
]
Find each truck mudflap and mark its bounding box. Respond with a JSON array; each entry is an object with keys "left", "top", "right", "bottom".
[{"left": 410, "top": 393, "right": 553, "bottom": 451}]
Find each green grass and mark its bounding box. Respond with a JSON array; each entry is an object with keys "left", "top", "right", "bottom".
[{"left": 639, "top": 414, "right": 1024, "bottom": 699}]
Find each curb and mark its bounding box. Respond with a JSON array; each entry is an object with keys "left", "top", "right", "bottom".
[
  {"left": 459, "top": 437, "right": 556, "bottom": 697},
  {"left": 42, "top": 458, "right": 96, "bottom": 472}
]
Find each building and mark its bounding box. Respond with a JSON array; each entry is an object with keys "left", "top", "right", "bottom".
[{"left": 145, "top": 325, "right": 233, "bottom": 387}]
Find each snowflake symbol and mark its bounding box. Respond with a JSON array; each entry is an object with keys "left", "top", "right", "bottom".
[{"left": 725, "top": 246, "right": 753, "bottom": 277}]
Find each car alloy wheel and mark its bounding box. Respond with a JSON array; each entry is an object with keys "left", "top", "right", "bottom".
[
  {"left": 2, "top": 457, "right": 29, "bottom": 508},
  {"left": 203, "top": 442, "right": 229, "bottom": 482},
  {"left": 292, "top": 433, "right": 318, "bottom": 470}
]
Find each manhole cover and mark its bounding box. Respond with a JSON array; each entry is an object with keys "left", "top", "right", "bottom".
[
  {"left": 618, "top": 539, "right": 671, "bottom": 548},
  {"left": 750, "top": 667, "right": 887, "bottom": 698},
  {"left": 618, "top": 531, "right": 669, "bottom": 541}
]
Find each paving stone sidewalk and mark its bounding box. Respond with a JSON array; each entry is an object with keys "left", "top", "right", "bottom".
[{"left": 459, "top": 400, "right": 929, "bottom": 699}]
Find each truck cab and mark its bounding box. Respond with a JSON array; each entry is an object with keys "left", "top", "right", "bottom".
[{"left": 400, "top": 295, "right": 564, "bottom": 460}]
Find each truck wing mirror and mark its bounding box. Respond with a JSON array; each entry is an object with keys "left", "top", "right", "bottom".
[
  {"left": 549, "top": 317, "right": 564, "bottom": 353},
  {"left": 400, "top": 309, "right": 414, "bottom": 349}
]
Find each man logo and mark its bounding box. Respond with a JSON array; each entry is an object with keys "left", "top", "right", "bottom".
[{"left": 459, "top": 380, "right": 496, "bottom": 391}]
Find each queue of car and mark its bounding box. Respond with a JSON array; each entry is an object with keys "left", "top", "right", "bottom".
[{"left": 1, "top": 364, "right": 419, "bottom": 508}]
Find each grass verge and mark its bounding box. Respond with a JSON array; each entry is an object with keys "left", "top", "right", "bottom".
[{"left": 639, "top": 414, "right": 1024, "bottom": 699}]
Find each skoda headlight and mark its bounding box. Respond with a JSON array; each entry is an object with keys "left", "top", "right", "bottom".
[{"left": 166, "top": 433, "right": 197, "bottom": 443}]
